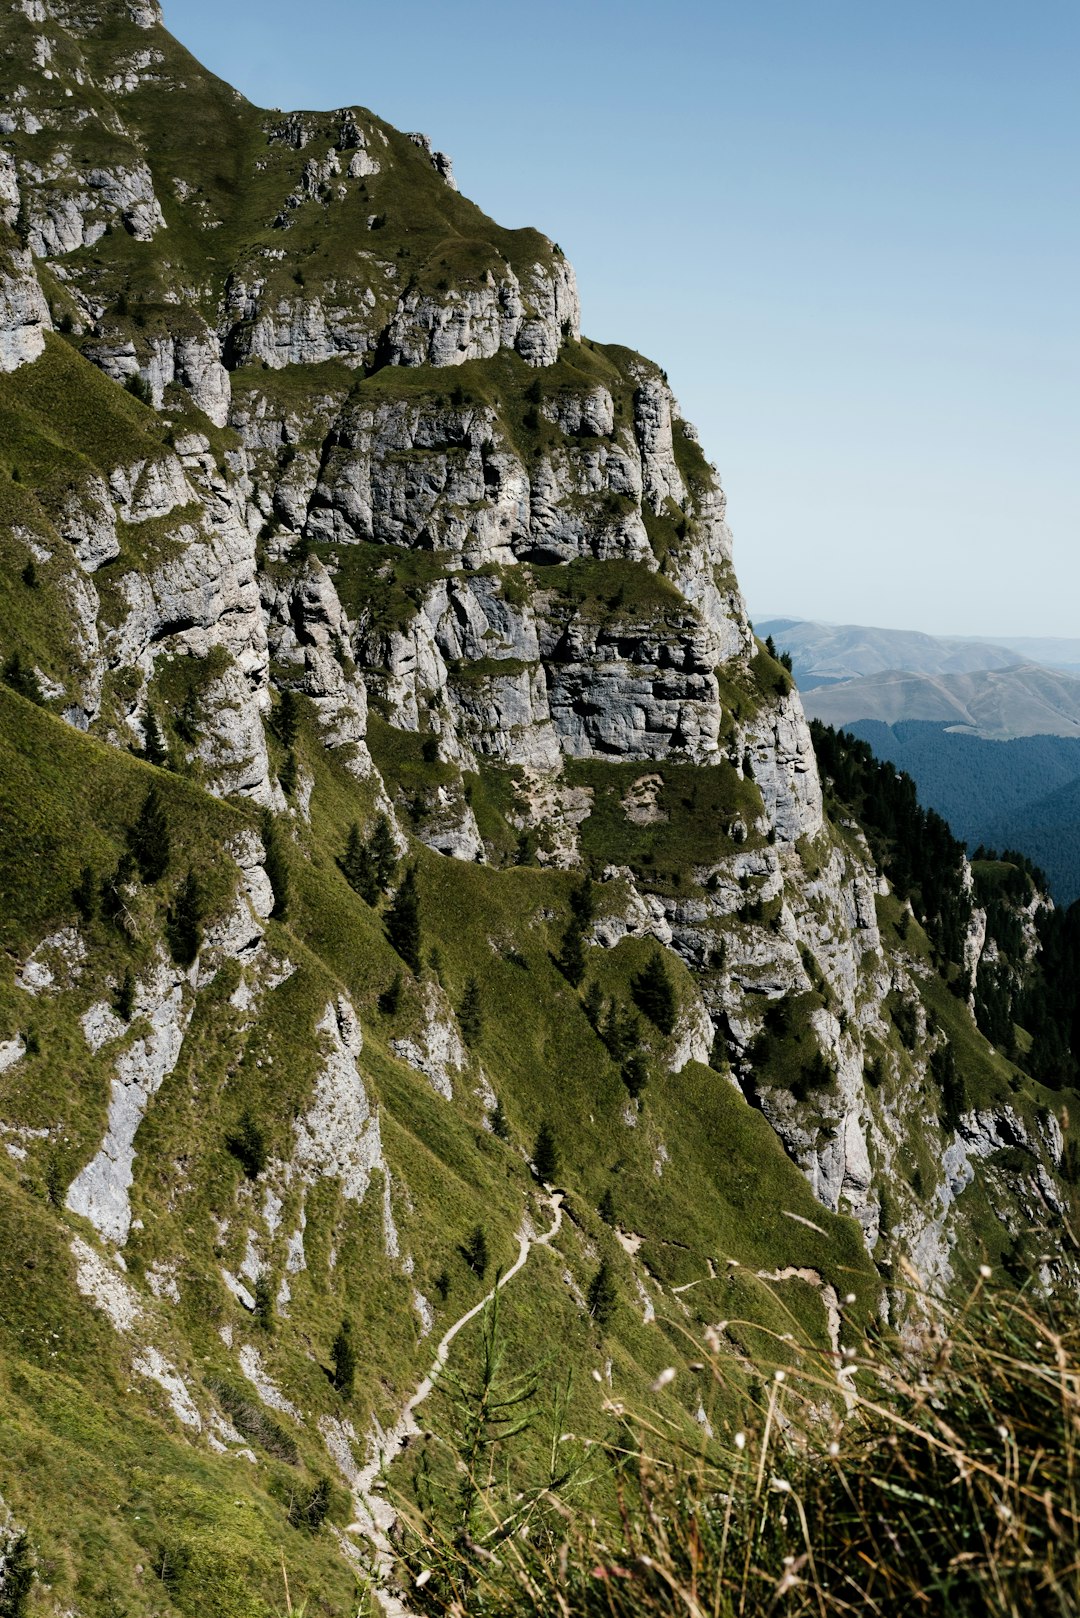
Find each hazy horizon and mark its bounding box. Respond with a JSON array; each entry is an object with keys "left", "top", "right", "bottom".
[{"left": 165, "top": 0, "right": 1079, "bottom": 639}]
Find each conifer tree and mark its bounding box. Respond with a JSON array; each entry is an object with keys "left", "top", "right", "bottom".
[
  {"left": 368, "top": 814, "right": 398, "bottom": 892},
  {"left": 278, "top": 749, "right": 298, "bottom": 798},
  {"left": 274, "top": 689, "right": 299, "bottom": 748},
  {"left": 490, "top": 1094, "right": 510, "bottom": 1141},
  {"left": 0, "top": 1527, "right": 34, "bottom": 1617},
  {"left": 175, "top": 688, "right": 199, "bottom": 744},
  {"left": 342, "top": 821, "right": 365, "bottom": 886},
  {"left": 115, "top": 968, "right": 136, "bottom": 1022},
  {"left": 569, "top": 875, "right": 594, "bottom": 928},
  {"left": 587, "top": 1259, "right": 618, "bottom": 1327},
  {"left": 341, "top": 821, "right": 377, "bottom": 903},
  {"left": 583, "top": 981, "right": 604, "bottom": 1030},
  {"left": 621, "top": 1049, "right": 649, "bottom": 1100},
  {"left": 631, "top": 950, "right": 677, "bottom": 1035},
  {"left": 100, "top": 851, "right": 136, "bottom": 929},
  {"left": 254, "top": 1271, "right": 274, "bottom": 1333},
  {"left": 330, "top": 1318, "right": 356, "bottom": 1396},
  {"left": 128, "top": 786, "right": 170, "bottom": 883},
  {"left": 601, "top": 1001, "right": 639, "bottom": 1063},
  {"left": 387, "top": 866, "right": 421, "bottom": 972},
  {"left": 598, "top": 1185, "right": 617, "bottom": 1226},
  {"left": 533, "top": 1120, "right": 558, "bottom": 1183},
  {"left": 459, "top": 975, "right": 483, "bottom": 1043},
  {"left": 167, "top": 869, "right": 204, "bottom": 966},
  {"left": 261, "top": 810, "right": 289, "bottom": 920},
  {"left": 73, "top": 864, "right": 98, "bottom": 923},
  {"left": 142, "top": 709, "right": 168, "bottom": 767},
  {"left": 556, "top": 919, "right": 585, "bottom": 987},
  {"left": 462, "top": 1224, "right": 489, "bottom": 1278}
]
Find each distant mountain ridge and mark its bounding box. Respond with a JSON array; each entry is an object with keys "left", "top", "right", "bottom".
[
  {"left": 968, "top": 635, "right": 1080, "bottom": 677},
  {"left": 759, "top": 619, "right": 1080, "bottom": 741},
  {"left": 757, "top": 618, "right": 1021, "bottom": 690},
  {"left": 803, "top": 663, "right": 1080, "bottom": 741}
]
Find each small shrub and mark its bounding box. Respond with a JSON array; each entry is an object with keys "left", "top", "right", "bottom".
[
  {"left": 288, "top": 1476, "right": 331, "bottom": 1533},
  {"left": 2, "top": 653, "right": 43, "bottom": 705},
  {"left": 206, "top": 1377, "right": 297, "bottom": 1464},
  {"left": 124, "top": 371, "right": 153, "bottom": 406}
]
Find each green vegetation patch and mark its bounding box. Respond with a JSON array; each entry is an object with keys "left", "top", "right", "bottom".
[
  {"left": 533, "top": 556, "right": 685, "bottom": 624},
  {"left": 567, "top": 756, "right": 764, "bottom": 892}
]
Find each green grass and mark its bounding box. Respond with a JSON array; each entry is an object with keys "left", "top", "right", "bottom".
[
  {"left": 533, "top": 557, "right": 686, "bottom": 623},
  {"left": 566, "top": 756, "right": 765, "bottom": 892}
]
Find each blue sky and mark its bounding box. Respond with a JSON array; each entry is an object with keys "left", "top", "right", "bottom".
[{"left": 164, "top": 0, "right": 1078, "bottom": 638}]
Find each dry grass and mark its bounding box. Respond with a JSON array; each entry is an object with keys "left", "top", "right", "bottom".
[{"left": 387, "top": 1268, "right": 1080, "bottom": 1616}]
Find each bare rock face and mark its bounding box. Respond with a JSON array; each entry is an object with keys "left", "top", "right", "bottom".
[
  {"left": 86, "top": 326, "right": 233, "bottom": 428},
  {"left": 66, "top": 955, "right": 192, "bottom": 1246},
  {"left": 383, "top": 255, "right": 580, "bottom": 370},
  {"left": 744, "top": 693, "right": 824, "bottom": 845},
  {"left": 0, "top": 237, "right": 51, "bottom": 370},
  {"left": 21, "top": 157, "right": 166, "bottom": 256}
]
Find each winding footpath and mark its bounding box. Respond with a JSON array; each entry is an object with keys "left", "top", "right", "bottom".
[{"left": 345, "top": 1189, "right": 564, "bottom": 1615}]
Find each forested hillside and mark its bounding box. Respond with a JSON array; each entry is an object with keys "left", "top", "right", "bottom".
[{"left": 845, "top": 720, "right": 1080, "bottom": 903}]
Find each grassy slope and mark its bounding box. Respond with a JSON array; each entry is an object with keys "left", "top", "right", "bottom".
[{"left": 0, "top": 674, "right": 873, "bottom": 1616}]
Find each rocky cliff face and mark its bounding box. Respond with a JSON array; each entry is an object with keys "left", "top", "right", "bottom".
[{"left": 0, "top": 5, "right": 1073, "bottom": 1614}]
